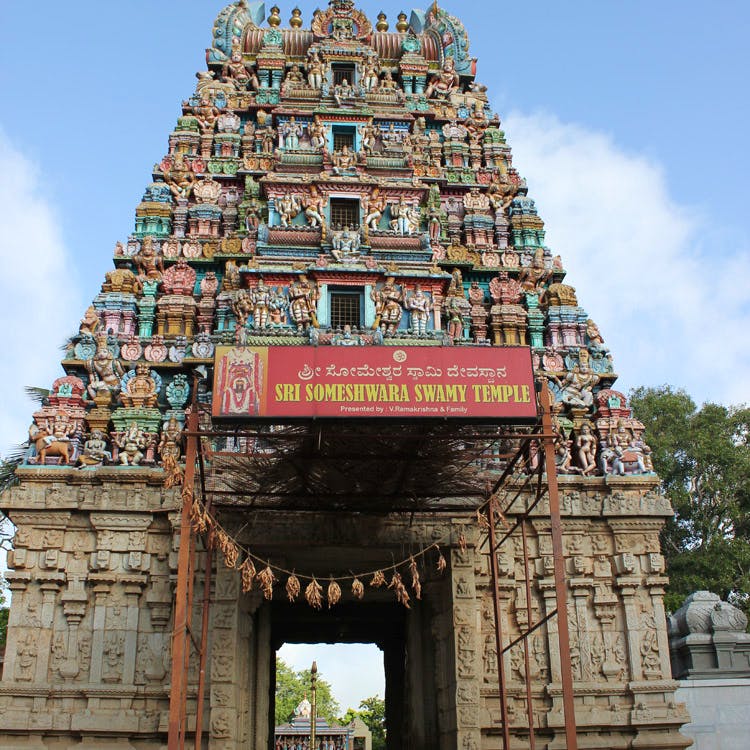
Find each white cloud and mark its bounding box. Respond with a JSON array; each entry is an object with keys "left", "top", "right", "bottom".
[
  {"left": 278, "top": 642, "right": 384, "bottom": 713},
  {"left": 0, "top": 129, "right": 83, "bottom": 457},
  {"left": 503, "top": 111, "right": 750, "bottom": 406}
]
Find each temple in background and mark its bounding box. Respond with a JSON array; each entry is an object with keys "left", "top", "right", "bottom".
[{"left": 0, "top": 2, "right": 691, "bottom": 749}]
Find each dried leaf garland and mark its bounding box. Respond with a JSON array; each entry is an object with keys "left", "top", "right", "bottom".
[
  {"left": 408, "top": 557, "right": 422, "bottom": 600},
  {"left": 305, "top": 578, "right": 323, "bottom": 609},
  {"left": 436, "top": 548, "right": 447, "bottom": 574},
  {"left": 327, "top": 578, "right": 342, "bottom": 608},
  {"left": 351, "top": 578, "right": 365, "bottom": 600},
  {"left": 494, "top": 505, "right": 511, "bottom": 530},
  {"left": 388, "top": 572, "right": 411, "bottom": 609},
  {"left": 458, "top": 532, "right": 467, "bottom": 552},
  {"left": 257, "top": 565, "right": 276, "bottom": 600},
  {"left": 217, "top": 529, "right": 239, "bottom": 569},
  {"left": 190, "top": 499, "right": 208, "bottom": 534},
  {"left": 286, "top": 574, "right": 301, "bottom": 602},
  {"left": 370, "top": 570, "right": 386, "bottom": 588},
  {"left": 239, "top": 557, "right": 256, "bottom": 593},
  {"left": 477, "top": 508, "right": 490, "bottom": 531},
  {"left": 163, "top": 456, "right": 184, "bottom": 489}
]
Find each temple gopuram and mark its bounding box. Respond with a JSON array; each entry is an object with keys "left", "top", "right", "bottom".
[{"left": 0, "top": 2, "right": 691, "bottom": 749}]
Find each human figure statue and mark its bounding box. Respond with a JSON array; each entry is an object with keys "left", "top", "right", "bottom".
[
  {"left": 288, "top": 275, "right": 319, "bottom": 331},
  {"left": 358, "top": 122, "right": 378, "bottom": 154},
  {"left": 277, "top": 193, "right": 301, "bottom": 226},
  {"left": 303, "top": 187, "right": 327, "bottom": 233},
  {"left": 133, "top": 236, "right": 164, "bottom": 283},
  {"left": 548, "top": 354, "right": 600, "bottom": 410},
  {"left": 250, "top": 277, "right": 272, "bottom": 328},
  {"left": 407, "top": 284, "right": 431, "bottom": 336},
  {"left": 117, "top": 423, "right": 147, "bottom": 466},
  {"left": 120, "top": 362, "right": 159, "bottom": 408},
  {"left": 362, "top": 190, "right": 386, "bottom": 232},
  {"left": 78, "top": 430, "right": 112, "bottom": 467},
  {"left": 222, "top": 38, "right": 259, "bottom": 91},
  {"left": 389, "top": 198, "right": 419, "bottom": 235},
  {"left": 371, "top": 277, "right": 404, "bottom": 334},
  {"left": 360, "top": 54, "right": 380, "bottom": 91},
  {"left": 282, "top": 64, "right": 305, "bottom": 93},
  {"left": 574, "top": 423, "right": 598, "bottom": 476},
  {"left": 158, "top": 416, "right": 183, "bottom": 464},
  {"left": 309, "top": 115, "right": 329, "bottom": 152},
  {"left": 331, "top": 226, "right": 361, "bottom": 261},
  {"left": 79, "top": 305, "right": 101, "bottom": 337},
  {"left": 86, "top": 334, "right": 124, "bottom": 400},
  {"left": 331, "top": 146, "right": 356, "bottom": 175},
  {"left": 306, "top": 50, "right": 324, "bottom": 89},
  {"left": 425, "top": 57, "right": 460, "bottom": 99},
  {"left": 333, "top": 78, "right": 355, "bottom": 107},
  {"left": 280, "top": 116, "right": 303, "bottom": 150}
]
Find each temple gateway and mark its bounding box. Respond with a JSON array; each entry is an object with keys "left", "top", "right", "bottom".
[{"left": 0, "top": 2, "right": 691, "bottom": 749}]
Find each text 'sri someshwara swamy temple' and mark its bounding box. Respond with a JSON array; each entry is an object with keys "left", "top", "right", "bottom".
[{"left": 0, "top": 2, "right": 694, "bottom": 749}]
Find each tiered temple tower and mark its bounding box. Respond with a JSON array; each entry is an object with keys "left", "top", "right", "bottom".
[{"left": 0, "top": 3, "right": 691, "bottom": 749}]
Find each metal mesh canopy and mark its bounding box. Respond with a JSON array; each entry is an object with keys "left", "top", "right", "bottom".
[{"left": 199, "top": 417, "right": 531, "bottom": 513}]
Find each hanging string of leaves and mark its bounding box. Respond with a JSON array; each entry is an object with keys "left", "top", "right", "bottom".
[{"left": 182, "top": 494, "right": 465, "bottom": 609}]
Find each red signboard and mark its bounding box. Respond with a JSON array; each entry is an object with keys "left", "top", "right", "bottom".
[{"left": 212, "top": 346, "right": 537, "bottom": 420}]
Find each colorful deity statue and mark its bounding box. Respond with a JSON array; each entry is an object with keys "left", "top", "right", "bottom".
[
  {"left": 303, "top": 186, "right": 327, "bottom": 232},
  {"left": 250, "top": 277, "right": 272, "bottom": 328},
  {"left": 406, "top": 285, "right": 431, "bottom": 336},
  {"left": 389, "top": 198, "right": 420, "bottom": 235},
  {"left": 362, "top": 190, "right": 386, "bottom": 232},
  {"left": 519, "top": 248, "right": 552, "bottom": 296},
  {"left": 120, "top": 363, "right": 159, "bottom": 408},
  {"left": 359, "top": 122, "right": 379, "bottom": 154},
  {"left": 134, "top": 236, "right": 164, "bottom": 283},
  {"left": 331, "top": 146, "right": 356, "bottom": 175},
  {"left": 281, "top": 65, "right": 305, "bottom": 94},
  {"left": 288, "top": 275, "right": 319, "bottom": 331},
  {"left": 360, "top": 53, "right": 380, "bottom": 91},
  {"left": 331, "top": 226, "right": 361, "bottom": 261},
  {"left": 116, "top": 422, "right": 148, "bottom": 466},
  {"left": 425, "top": 58, "right": 460, "bottom": 99},
  {"left": 79, "top": 305, "right": 101, "bottom": 337},
  {"left": 78, "top": 430, "right": 112, "bottom": 467},
  {"left": 277, "top": 193, "right": 302, "bottom": 226},
  {"left": 222, "top": 37, "right": 259, "bottom": 90},
  {"left": 333, "top": 79, "right": 356, "bottom": 107},
  {"left": 309, "top": 115, "right": 328, "bottom": 151},
  {"left": 371, "top": 277, "right": 404, "bottom": 335},
  {"left": 163, "top": 151, "right": 196, "bottom": 200},
  {"left": 158, "top": 416, "right": 183, "bottom": 464},
  {"left": 280, "top": 116, "right": 303, "bottom": 149},
  {"left": 547, "top": 350, "right": 600, "bottom": 411},
  {"left": 574, "top": 422, "right": 598, "bottom": 476},
  {"left": 306, "top": 49, "right": 324, "bottom": 89},
  {"left": 86, "top": 335, "right": 124, "bottom": 400}
]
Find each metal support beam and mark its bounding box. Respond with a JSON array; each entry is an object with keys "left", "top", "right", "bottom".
[
  {"left": 168, "top": 406, "right": 200, "bottom": 750},
  {"left": 539, "top": 380, "right": 578, "bottom": 750}
]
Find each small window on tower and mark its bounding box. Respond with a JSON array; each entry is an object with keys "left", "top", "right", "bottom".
[
  {"left": 330, "top": 290, "right": 362, "bottom": 330},
  {"left": 329, "top": 198, "right": 360, "bottom": 229},
  {"left": 333, "top": 129, "right": 355, "bottom": 152},
  {"left": 332, "top": 63, "right": 356, "bottom": 86}
]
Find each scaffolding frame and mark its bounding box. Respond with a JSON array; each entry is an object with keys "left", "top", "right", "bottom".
[{"left": 166, "top": 380, "right": 577, "bottom": 750}]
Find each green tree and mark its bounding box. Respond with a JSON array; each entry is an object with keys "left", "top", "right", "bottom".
[
  {"left": 341, "top": 695, "right": 386, "bottom": 750},
  {"left": 629, "top": 385, "right": 750, "bottom": 615},
  {"left": 275, "top": 657, "right": 340, "bottom": 726}
]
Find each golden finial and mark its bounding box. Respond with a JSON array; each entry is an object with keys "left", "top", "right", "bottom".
[
  {"left": 290, "top": 7, "right": 303, "bottom": 28},
  {"left": 432, "top": 1, "right": 439, "bottom": 14},
  {"left": 396, "top": 12, "right": 408, "bottom": 33},
  {"left": 376, "top": 11, "right": 389, "bottom": 32},
  {"left": 268, "top": 5, "right": 281, "bottom": 27}
]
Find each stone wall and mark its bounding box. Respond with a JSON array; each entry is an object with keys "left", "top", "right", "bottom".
[{"left": 0, "top": 468, "right": 692, "bottom": 749}]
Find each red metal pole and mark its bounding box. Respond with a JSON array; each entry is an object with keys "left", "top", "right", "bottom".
[
  {"left": 539, "top": 380, "right": 578, "bottom": 750},
  {"left": 486, "top": 496, "right": 512, "bottom": 750},
  {"left": 168, "top": 407, "right": 199, "bottom": 750},
  {"left": 520, "top": 519, "right": 537, "bottom": 750}
]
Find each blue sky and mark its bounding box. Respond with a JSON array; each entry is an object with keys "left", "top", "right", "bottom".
[{"left": 1, "top": 0, "right": 748, "bottom": 709}]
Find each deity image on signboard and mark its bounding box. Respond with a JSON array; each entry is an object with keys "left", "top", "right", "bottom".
[{"left": 215, "top": 348, "right": 264, "bottom": 416}]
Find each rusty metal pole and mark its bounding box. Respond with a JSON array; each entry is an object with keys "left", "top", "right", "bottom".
[
  {"left": 168, "top": 406, "right": 200, "bottom": 750},
  {"left": 193, "top": 533, "right": 213, "bottom": 749},
  {"left": 486, "top": 496, "right": 512, "bottom": 750},
  {"left": 539, "top": 380, "right": 578, "bottom": 750},
  {"left": 310, "top": 661, "right": 318, "bottom": 750},
  {"left": 520, "top": 519, "right": 537, "bottom": 750}
]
